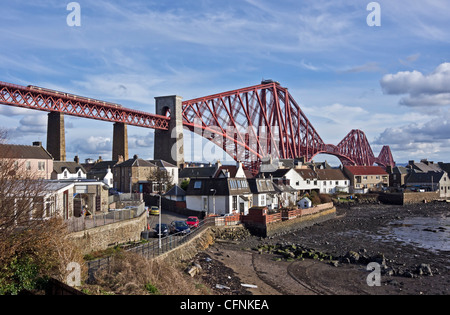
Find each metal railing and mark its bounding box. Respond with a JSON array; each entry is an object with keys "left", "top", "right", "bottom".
[
  {"left": 66, "top": 203, "right": 146, "bottom": 233},
  {"left": 87, "top": 216, "right": 219, "bottom": 276}
]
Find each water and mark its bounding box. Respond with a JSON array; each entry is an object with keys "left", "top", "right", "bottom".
[{"left": 377, "top": 215, "right": 450, "bottom": 253}]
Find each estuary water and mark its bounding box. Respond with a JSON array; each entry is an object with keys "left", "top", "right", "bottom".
[{"left": 377, "top": 215, "right": 450, "bottom": 253}]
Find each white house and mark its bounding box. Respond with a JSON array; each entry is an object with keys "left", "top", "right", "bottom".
[
  {"left": 294, "top": 169, "right": 320, "bottom": 193},
  {"left": 52, "top": 161, "right": 87, "bottom": 180},
  {"left": 186, "top": 178, "right": 252, "bottom": 215},
  {"left": 248, "top": 178, "right": 278, "bottom": 210},
  {"left": 315, "top": 169, "right": 350, "bottom": 194}
]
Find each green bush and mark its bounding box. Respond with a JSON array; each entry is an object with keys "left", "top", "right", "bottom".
[
  {"left": 144, "top": 282, "right": 160, "bottom": 295},
  {"left": 0, "top": 256, "right": 47, "bottom": 295}
]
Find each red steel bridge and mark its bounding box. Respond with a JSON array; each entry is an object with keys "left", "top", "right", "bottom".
[{"left": 0, "top": 80, "right": 395, "bottom": 173}]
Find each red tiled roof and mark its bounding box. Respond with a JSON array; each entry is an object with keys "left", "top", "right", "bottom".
[{"left": 344, "top": 166, "right": 388, "bottom": 176}]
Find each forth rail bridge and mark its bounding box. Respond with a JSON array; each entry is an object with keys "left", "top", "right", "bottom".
[{"left": 0, "top": 80, "right": 395, "bottom": 174}]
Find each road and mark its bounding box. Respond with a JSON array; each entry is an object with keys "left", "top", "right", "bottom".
[{"left": 146, "top": 209, "right": 190, "bottom": 230}]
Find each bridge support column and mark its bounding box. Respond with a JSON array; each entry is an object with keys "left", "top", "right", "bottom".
[
  {"left": 154, "top": 95, "right": 184, "bottom": 168},
  {"left": 113, "top": 122, "right": 129, "bottom": 161},
  {"left": 47, "top": 112, "right": 66, "bottom": 161}
]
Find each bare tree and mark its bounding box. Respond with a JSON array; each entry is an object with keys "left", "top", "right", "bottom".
[
  {"left": 0, "top": 131, "right": 84, "bottom": 294},
  {"left": 147, "top": 168, "right": 174, "bottom": 193}
]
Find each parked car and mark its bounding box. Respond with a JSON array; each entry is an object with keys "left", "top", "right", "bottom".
[
  {"left": 154, "top": 223, "right": 170, "bottom": 238},
  {"left": 109, "top": 188, "right": 122, "bottom": 195},
  {"left": 186, "top": 216, "right": 200, "bottom": 229},
  {"left": 150, "top": 206, "right": 160, "bottom": 215},
  {"left": 170, "top": 220, "right": 191, "bottom": 234}
]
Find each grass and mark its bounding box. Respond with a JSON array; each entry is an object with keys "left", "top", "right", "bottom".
[{"left": 80, "top": 251, "right": 211, "bottom": 295}]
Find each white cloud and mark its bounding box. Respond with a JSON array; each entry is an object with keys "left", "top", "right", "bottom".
[
  {"left": 380, "top": 62, "right": 450, "bottom": 107},
  {"left": 375, "top": 110, "right": 450, "bottom": 160},
  {"left": 71, "top": 136, "right": 112, "bottom": 156}
]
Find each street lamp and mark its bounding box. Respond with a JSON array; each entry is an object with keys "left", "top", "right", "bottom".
[
  {"left": 210, "top": 189, "right": 216, "bottom": 215},
  {"left": 158, "top": 192, "right": 162, "bottom": 249}
]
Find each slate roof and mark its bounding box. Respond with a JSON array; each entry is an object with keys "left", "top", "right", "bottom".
[
  {"left": 53, "top": 161, "right": 86, "bottom": 174},
  {"left": 0, "top": 144, "right": 53, "bottom": 160},
  {"left": 258, "top": 168, "right": 291, "bottom": 179},
  {"left": 408, "top": 160, "right": 443, "bottom": 173},
  {"left": 315, "top": 169, "right": 348, "bottom": 181},
  {"left": 115, "top": 157, "right": 156, "bottom": 168},
  {"left": 186, "top": 178, "right": 251, "bottom": 196},
  {"left": 406, "top": 171, "right": 445, "bottom": 184},
  {"left": 295, "top": 169, "right": 318, "bottom": 180},
  {"left": 149, "top": 159, "right": 177, "bottom": 168},
  {"left": 164, "top": 185, "right": 186, "bottom": 196},
  {"left": 179, "top": 166, "right": 217, "bottom": 179}
]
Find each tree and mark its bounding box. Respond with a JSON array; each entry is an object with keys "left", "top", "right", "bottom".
[
  {"left": 0, "top": 131, "right": 84, "bottom": 294},
  {"left": 147, "top": 168, "right": 174, "bottom": 193}
]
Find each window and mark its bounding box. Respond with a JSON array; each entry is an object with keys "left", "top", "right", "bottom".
[
  {"left": 363, "top": 176, "right": 368, "bottom": 180},
  {"left": 260, "top": 194, "right": 266, "bottom": 206},
  {"left": 78, "top": 171, "right": 82, "bottom": 178},
  {"left": 64, "top": 170, "right": 68, "bottom": 178},
  {"left": 26, "top": 161, "right": 31, "bottom": 171},
  {"left": 202, "top": 197, "right": 208, "bottom": 211},
  {"left": 232, "top": 196, "right": 238, "bottom": 211},
  {"left": 194, "top": 181, "right": 202, "bottom": 189},
  {"left": 376, "top": 176, "right": 380, "bottom": 180},
  {"left": 356, "top": 176, "right": 361, "bottom": 183},
  {"left": 335, "top": 181, "right": 339, "bottom": 185},
  {"left": 38, "top": 162, "right": 45, "bottom": 171}
]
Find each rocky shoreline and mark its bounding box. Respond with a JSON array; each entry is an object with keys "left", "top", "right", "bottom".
[{"left": 190, "top": 202, "right": 449, "bottom": 295}]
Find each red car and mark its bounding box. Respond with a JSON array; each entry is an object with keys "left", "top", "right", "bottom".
[{"left": 186, "top": 216, "right": 200, "bottom": 228}]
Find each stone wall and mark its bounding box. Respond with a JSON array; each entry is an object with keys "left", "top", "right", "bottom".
[
  {"left": 153, "top": 226, "right": 250, "bottom": 265},
  {"left": 403, "top": 191, "right": 440, "bottom": 204},
  {"left": 266, "top": 208, "right": 336, "bottom": 237},
  {"left": 378, "top": 191, "right": 440, "bottom": 205},
  {"left": 68, "top": 210, "right": 148, "bottom": 255}
]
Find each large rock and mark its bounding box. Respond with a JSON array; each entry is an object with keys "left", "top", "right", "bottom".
[{"left": 416, "top": 264, "right": 433, "bottom": 276}]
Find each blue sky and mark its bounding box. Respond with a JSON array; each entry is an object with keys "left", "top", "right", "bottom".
[{"left": 1, "top": 0, "right": 450, "bottom": 165}]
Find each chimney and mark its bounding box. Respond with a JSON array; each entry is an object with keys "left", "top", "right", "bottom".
[
  {"left": 97, "top": 156, "right": 103, "bottom": 162},
  {"left": 133, "top": 154, "right": 138, "bottom": 160},
  {"left": 117, "top": 155, "right": 124, "bottom": 163},
  {"left": 32, "top": 141, "right": 42, "bottom": 147},
  {"left": 74, "top": 155, "right": 80, "bottom": 164}
]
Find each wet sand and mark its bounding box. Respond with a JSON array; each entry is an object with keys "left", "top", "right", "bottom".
[{"left": 195, "top": 202, "right": 449, "bottom": 295}]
